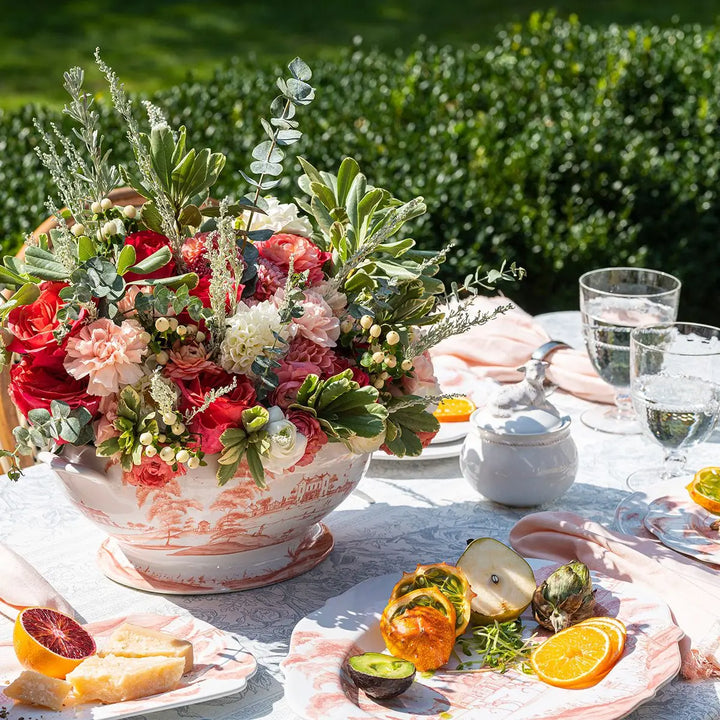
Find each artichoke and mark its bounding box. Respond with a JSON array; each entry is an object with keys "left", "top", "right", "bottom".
[{"left": 532, "top": 560, "right": 596, "bottom": 633}]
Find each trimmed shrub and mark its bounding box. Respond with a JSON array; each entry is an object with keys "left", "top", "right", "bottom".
[{"left": 1, "top": 14, "right": 719, "bottom": 322}]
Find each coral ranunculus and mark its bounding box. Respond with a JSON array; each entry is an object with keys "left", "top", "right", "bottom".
[
  {"left": 256, "top": 233, "right": 330, "bottom": 286},
  {"left": 165, "top": 341, "right": 220, "bottom": 381},
  {"left": 176, "top": 370, "right": 257, "bottom": 455},
  {"left": 124, "top": 455, "right": 186, "bottom": 488},
  {"left": 6, "top": 281, "right": 83, "bottom": 355},
  {"left": 123, "top": 231, "right": 176, "bottom": 281},
  {"left": 9, "top": 354, "right": 100, "bottom": 418},
  {"left": 273, "top": 360, "right": 323, "bottom": 409}
]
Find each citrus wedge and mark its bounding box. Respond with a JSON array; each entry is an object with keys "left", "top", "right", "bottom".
[
  {"left": 577, "top": 617, "right": 626, "bottom": 664},
  {"left": 530, "top": 624, "right": 613, "bottom": 688},
  {"left": 433, "top": 397, "right": 476, "bottom": 423},
  {"left": 686, "top": 467, "right": 720, "bottom": 515},
  {"left": 14, "top": 607, "right": 96, "bottom": 679}
]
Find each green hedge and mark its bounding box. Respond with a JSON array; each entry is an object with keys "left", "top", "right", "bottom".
[{"left": 2, "top": 14, "right": 719, "bottom": 322}]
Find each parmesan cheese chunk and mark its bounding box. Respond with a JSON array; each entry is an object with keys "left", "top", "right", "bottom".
[
  {"left": 66, "top": 654, "right": 184, "bottom": 703},
  {"left": 4, "top": 669, "right": 72, "bottom": 711},
  {"left": 101, "top": 623, "right": 194, "bottom": 673}
]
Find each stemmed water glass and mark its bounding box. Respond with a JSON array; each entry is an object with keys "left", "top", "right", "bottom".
[
  {"left": 626, "top": 322, "right": 720, "bottom": 492},
  {"left": 579, "top": 267, "right": 681, "bottom": 434}
]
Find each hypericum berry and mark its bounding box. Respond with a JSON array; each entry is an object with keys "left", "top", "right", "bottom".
[
  {"left": 145, "top": 445, "right": 158, "bottom": 458},
  {"left": 159, "top": 446, "right": 175, "bottom": 463},
  {"left": 102, "top": 221, "right": 116, "bottom": 237},
  {"left": 162, "top": 411, "right": 178, "bottom": 425},
  {"left": 340, "top": 319, "right": 354, "bottom": 333},
  {"left": 171, "top": 422, "right": 186, "bottom": 436},
  {"left": 155, "top": 351, "right": 169, "bottom": 365},
  {"left": 386, "top": 330, "right": 400, "bottom": 345},
  {"left": 100, "top": 197, "right": 113, "bottom": 211},
  {"left": 176, "top": 325, "right": 187, "bottom": 337},
  {"left": 139, "top": 331, "right": 151, "bottom": 344},
  {"left": 369, "top": 324, "right": 382, "bottom": 338},
  {"left": 196, "top": 331, "right": 206, "bottom": 342},
  {"left": 187, "top": 456, "right": 200, "bottom": 469},
  {"left": 168, "top": 317, "right": 179, "bottom": 332},
  {"left": 139, "top": 432, "right": 154, "bottom": 446},
  {"left": 372, "top": 351, "right": 385, "bottom": 364},
  {"left": 385, "top": 355, "right": 397, "bottom": 368},
  {"left": 155, "top": 317, "right": 170, "bottom": 332},
  {"left": 401, "top": 359, "right": 413, "bottom": 371},
  {"left": 360, "top": 315, "right": 373, "bottom": 330},
  {"left": 70, "top": 223, "right": 85, "bottom": 237},
  {"left": 90, "top": 200, "right": 102, "bottom": 214},
  {"left": 186, "top": 324, "right": 198, "bottom": 335},
  {"left": 157, "top": 434, "right": 167, "bottom": 443},
  {"left": 123, "top": 205, "right": 137, "bottom": 219},
  {"left": 373, "top": 377, "right": 385, "bottom": 389},
  {"left": 175, "top": 449, "right": 190, "bottom": 464}
]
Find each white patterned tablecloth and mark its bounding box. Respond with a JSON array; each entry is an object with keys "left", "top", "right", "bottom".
[{"left": 1, "top": 313, "right": 719, "bottom": 720}]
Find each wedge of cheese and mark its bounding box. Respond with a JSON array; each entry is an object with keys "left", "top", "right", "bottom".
[
  {"left": 66, "top": 654, "right": 184, "bottom": 703},
  {"left": 100, "top": 623, "right": 194, "bottom": 673},
  {"left": 4, "top": 669, "right": 72, "bottom": 711}
]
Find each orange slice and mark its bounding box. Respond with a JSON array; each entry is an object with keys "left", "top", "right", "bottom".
[
  {"left": 530, "top": 624, "right": 613, "bottom": 688},
  {"left": 433, "top": 397, "right": 476, "bottom": 423},
  {"left": 686, "top": 467, "right": 720, "bottom": 515},
  {"left": 577, "top": 618, "right": 626, "bottom": 664},
  {"left": 14, "top": 607, "right": 96, "bottom": 679}
]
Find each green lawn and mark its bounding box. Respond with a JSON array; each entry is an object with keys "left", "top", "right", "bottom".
[{"left": 1, "top": 0, "right": 719, "bottom": 108}]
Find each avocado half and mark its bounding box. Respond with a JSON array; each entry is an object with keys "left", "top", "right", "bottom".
[{"left": 347, "top": 652, "right": 416, "bottom": 699}]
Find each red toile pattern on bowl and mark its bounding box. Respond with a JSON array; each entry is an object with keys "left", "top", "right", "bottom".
[{"left": 43, "top": 444, "right": 369, "bottom": 594}]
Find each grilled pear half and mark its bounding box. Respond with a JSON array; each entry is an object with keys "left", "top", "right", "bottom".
[{"left": 457, "top": 538, "right": 536, "bottom": 624}]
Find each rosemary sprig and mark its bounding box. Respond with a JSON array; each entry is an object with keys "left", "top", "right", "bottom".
[{"left": 453, "top": 620, "right": 537, "bottom": 675}]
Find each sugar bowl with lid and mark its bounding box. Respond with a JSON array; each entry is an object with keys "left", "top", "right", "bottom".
[{"left": 459, "top": 360, "right": 578, "bottom": 507}]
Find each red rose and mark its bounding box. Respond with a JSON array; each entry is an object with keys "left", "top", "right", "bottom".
[
  {"left": 123, "top": 231, "right": 176, "bottom": 281},
  {"left": 287, "top": 409, "right": 328, "bottom": 467},
  {"left": 328, "top": 355, "right": 371, "bottom": 387},
  {"left": 123, "top": 455, "right": 185, "bottom": 488},
  {"left": 188, "top": 274, "right": 244, "bottom": 310},
  {"left": 6, "top": 282, "right": 84, "bottom": 355},
  {"left": 176, "top": 369, "right": 257, "bottom": 455},
  {"left": 9, "top": 354, "right": 100, "bottom": 418},
  {"left": 255, "top": 233, "right": 330, "bottom": 285}
]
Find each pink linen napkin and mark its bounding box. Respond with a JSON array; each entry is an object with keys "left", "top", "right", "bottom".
[
  {"left": 430, "top": 296, "right": 614, "bottom": 404},
  {"left": 0, "top": 543, "right": 75, "bottom": 627},
  {"left": 510, "top": 511, "right": 720, "bottom": 680}
]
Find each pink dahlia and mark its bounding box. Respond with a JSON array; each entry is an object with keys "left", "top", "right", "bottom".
[
  {"left": 284, "top": 336, "right": 337, "bottom": 376},
  {"left": 124, "top": 455, "right": 186, "bottom": 488},
  {"left": 255, "top": 233, "right": 330, "bottom": 286},
  {"left": 254, "top": 258, "right": 286, "bottom": 301},
  {"left": 64, "top": 319, "right": 149, "bottom": 397}
]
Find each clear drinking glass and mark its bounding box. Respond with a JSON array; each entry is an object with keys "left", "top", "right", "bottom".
[
  {"left": 579, "top": 267, "right": 681, "bottom": 434},
  {"left": 627, "top": 322, "right": 720, "bottom": 492}
]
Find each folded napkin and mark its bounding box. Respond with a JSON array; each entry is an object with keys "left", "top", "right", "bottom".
[
  {"left": 0, "top": 543, "right": 75, "bottom": 628},
  {"left": 510, "top": 511, "right": 720, "bottom": 680},
  {"left": 430, "top": 296, "right": 614, "bottom": 404}
]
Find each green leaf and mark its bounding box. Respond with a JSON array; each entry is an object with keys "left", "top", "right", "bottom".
[
  {"left": 245, "top": 445, "right": 267, "bottom": 489},
  {"left": 126, "top": 246, "right": 172, "bottom": 275},
  {"left": 217, "top": 460, "right": 240, "bottom": 486},
  {"left": 288, "top": 57, "right": 312, "bottom": 82},
  {"left": 131, "top": 272, "right": 199, "bottom": 290},
  {"left": 116, "top": 244, "right": 137, "bottom": 276},
  {"left": 242, "top": 405, "right": 270, "bottom": 433},
  {"left": 24, "top": 246, "right": 69, "bottom": 280},
  {"left": 336, "top": 157, "right": 360, "bottom": 206},
  {"left": 140, "top": 201, "right": 165, "bottom": 233},
  {"left": 0, "top": 266, "right": 29, "bottom": 288},
  {"left": 0, "top": 282, "right": 40, "bottom": 318},
  {"left": 149, "top": 125, "right": 175, "bottom": 189},
  {"left": 77, "top": 235, "right": 96, "bottom": 262},
  {"left": 96, "top": 437, "right": 121, "bottom": 457},
  {"left": 178, "top": 204, "right": 203, "bottom": 228}
]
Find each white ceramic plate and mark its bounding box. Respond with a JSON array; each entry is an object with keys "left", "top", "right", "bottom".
[
  {"left": 0, "top": 613, "right": 257, "bottom": 719},
  {"left": 373, "top": 437, "right": 465, "bottom": 462},
  {"left": 432, "top": 421, "right": 471, "bottom": 445},
  {"left": 282, "top": 568, "right": 682, "bottom": 720}
]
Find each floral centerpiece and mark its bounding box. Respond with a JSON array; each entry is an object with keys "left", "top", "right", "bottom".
[{"left": 0, "top": 54, "right": 520, "bottom": 590}]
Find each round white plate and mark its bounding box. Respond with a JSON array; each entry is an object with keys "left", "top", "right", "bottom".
[
  {"left": 0, "top": 613, "right": 256, "bottom": 720},
  {"left": 282, "top": 569, "right": 682, "bottom": 720},
  {"left": 432, "top": 421, "right": 471, "bottom": 445},
  {"left": 373, "top": 437, "right": 465, "bottom": 462}
]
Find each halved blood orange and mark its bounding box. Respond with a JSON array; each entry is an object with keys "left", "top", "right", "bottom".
[
  {"left": 686, "top": 467, "right": 720, "bottom": 515},
  {"left": 14, "top": 607, "right": 96, "bottom": 679},
  {"left": 433, "top": 397, "right": 476, "bottom": 423},
  {"left": 530, "top": 624, "right": 613, "bottom": 688}
]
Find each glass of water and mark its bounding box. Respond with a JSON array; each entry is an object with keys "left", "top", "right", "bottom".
[
  {"left": 579, "top": 267, "right": 681, "bottom": 434},
  {"left": 627, "top": 322, "right": 720, "bottom": 492}
]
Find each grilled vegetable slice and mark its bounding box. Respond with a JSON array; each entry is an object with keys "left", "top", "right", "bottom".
[{"left": 347, "top": 653, "right": 416, "bottom": 699}]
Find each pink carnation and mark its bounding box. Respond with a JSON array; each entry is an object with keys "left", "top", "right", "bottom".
[
  {"left": 165, "top": 341, "right": 219, "bottom": 381},
  {"left": 256, "top": 233, "right": 330, "bottom": 285},
  {"left": 279, "top": 289, "right": 339, "bottom": 348},
  {"left": 312, "top": 281, "right": 347, "bottom": 317},
  {"left": 95, "top": 395, "right": 119, "bottom": 447},
  {"left": 124, "top": 455, "right": 186, "bottom": 488},
  {"left": 64, "top": 319, "right": 149, "bottom": 397},
  {"left": 284, "top": 336, "right": 337, "bottom": 376},
  {"left": 272, "top": 360, "right": 322, "bottom": 409},
  {"left": 254, "top": 258, "right": 285, "bottom": 301},
  {"left": 287, "top": 409, "right": 328, "bottom": 467}
]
